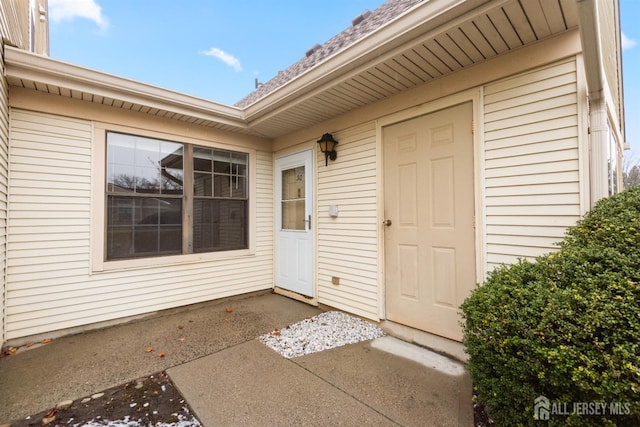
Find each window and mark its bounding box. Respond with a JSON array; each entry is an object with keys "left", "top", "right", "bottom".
[
  {"left": 193, "top": 147, "right": 248, "bottom": 252},
  {"left": 281, "top": 166, "right": 306, "bottom": 230},
  {"left": 106, "top": 132, "right": 248, "bottom": 260}
]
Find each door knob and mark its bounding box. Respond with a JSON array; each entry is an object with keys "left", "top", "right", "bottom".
[{"left": 383, "top": 219, "right": 392, "bottom": 226}]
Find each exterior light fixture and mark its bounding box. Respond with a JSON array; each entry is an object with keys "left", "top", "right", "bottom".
[{"left": 317, "top": 133, "right": 338, "bottom": 166}]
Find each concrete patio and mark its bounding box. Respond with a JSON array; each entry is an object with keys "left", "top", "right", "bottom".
[{"left": 0, "top": 291, "right": 473, "bottom": 426}]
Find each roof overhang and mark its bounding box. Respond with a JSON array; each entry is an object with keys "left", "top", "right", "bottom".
[
  {"left": 5, "top": 46, "right": 252, "bottom": 135},
  {"left": 242, "top": 0, "right": 476, "bottom": 122},
  {"left": 241, "top": 0, "right": 582, "bottom": 137},
  {"left": 6, "top": 0, "right": 606, "bottom": 140}
]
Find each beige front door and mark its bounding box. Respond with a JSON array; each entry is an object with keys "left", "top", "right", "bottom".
[{"left": 383, "top": 102, "right": 475, "bottom": 342}]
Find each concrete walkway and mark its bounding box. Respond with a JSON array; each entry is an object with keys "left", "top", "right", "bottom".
[{"left": 0, "top": 291, "right": 473, "bottom": 426}]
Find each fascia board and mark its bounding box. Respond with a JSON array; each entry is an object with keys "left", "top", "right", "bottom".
[
  {"left": 4, "top": 46, "right": 249, "bottom": 130},
  {"left": 242, "top": 0, "right": 485, "bottom": 124}
]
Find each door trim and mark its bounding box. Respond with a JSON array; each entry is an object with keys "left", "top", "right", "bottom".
[
  {"left": 375, "top": 88, "right": 485, "bottom": 321},
  {"left": 273, "top": 148, "right": 318, "bottom": 304}
]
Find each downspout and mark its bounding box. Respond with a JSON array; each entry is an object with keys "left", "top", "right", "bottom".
[
  {"left": 589, "top": 94, "right": 609, "bottom": 202},
  {"left": 576, "top": 0, "right": 609, "bottom": 204}
]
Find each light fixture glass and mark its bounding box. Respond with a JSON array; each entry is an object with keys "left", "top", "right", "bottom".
[{"left": 317, "top": 133, "right": 338, "bottom": 166}]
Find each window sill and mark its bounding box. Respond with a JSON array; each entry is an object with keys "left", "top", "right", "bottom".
[{"left": 92, "top": 248, "right": 255, "bottom": 273}]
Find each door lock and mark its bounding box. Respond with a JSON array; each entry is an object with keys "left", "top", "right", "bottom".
[{"left": 383, "top": 219, "right": 392, "bottom": 226}]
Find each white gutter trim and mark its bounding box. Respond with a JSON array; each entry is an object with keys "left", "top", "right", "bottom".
[
  {"left": 613, "top": 0, "right": 626, "bottom": 145},
  {"left": 5, "top": 46, "right": 249, "bottom": 130},
  {"left": 576, "top": 0, "right": 604, "bottom": 98}
]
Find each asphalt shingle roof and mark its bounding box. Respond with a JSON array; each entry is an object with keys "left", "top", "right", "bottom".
[{"left": 234, "top": 0, "right": 423, "bottom": 108}]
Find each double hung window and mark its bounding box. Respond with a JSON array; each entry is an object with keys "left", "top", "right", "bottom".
[{"left": 106, "top": 132, "right": 248, "bottom": 260}]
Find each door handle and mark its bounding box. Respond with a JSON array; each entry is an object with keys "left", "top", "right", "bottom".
[
  {"left": 383, "top": 219, "right": 392, "bottom": 226},
  {"left": 305, "top": 214, "right": 312, "bottom": 230}
]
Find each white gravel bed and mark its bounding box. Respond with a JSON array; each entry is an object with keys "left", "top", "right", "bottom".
[{"left": 258, "top": 311, "right": 385, "bottom": 358}]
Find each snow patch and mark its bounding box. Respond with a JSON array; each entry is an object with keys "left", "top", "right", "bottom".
[{"left": 74, "top": 413, "right": 200, "bottom": 426}]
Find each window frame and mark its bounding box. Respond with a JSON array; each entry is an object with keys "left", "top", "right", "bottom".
[{"left": 92, "top": 124, "right": 256, "bottom": 273}]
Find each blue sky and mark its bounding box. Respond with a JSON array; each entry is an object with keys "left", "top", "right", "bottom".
[
  {"left": 620, "top": 0, "right": 639, "bottom": 161},
  {"left": 49, "top": 0, "right": 638, "bottom": 159},
  {"left": 48, "top": 0, "right": 387, "bottom": 105}
]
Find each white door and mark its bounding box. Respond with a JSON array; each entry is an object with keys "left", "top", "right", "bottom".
[
  {"left": 275, "top": 150, "right": 314, "bottom": 297},
  {"left": 383, "top": 102, "right": 475, "bottom": 341}
]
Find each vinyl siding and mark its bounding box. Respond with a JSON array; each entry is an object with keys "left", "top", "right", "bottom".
[
  {"left": 0, "top": 43, "right": 9, "bottom": 345},
  {"left": 317, "top": 122, "right": 378, "bottom": 320},
  {"left": 483, "top": 58, "right": 582, "bottom": 271},
  {"left": 0, "top": 0, "right": 27, "bottom": 50},
  {"left": 255, "top": 150, "right": 274, "bottom": 265},
  {"left": 598, "top": 0, "right": 621, "bottom": 117},
  {"left": 5, "top": 110, "right": 273, "bottom": 340}
]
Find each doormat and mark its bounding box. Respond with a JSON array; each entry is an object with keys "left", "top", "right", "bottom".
[{"left": 258, "top": 311, "right": 385, "bottom": 358}]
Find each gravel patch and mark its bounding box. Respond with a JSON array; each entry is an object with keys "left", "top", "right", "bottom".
[{"left": 258, "top": 311, "right": 385, "bottom": 358}]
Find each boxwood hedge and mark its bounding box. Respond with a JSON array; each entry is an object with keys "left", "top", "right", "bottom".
[{"left": 461, "top": 186, "right": 640, "bottom": 426}]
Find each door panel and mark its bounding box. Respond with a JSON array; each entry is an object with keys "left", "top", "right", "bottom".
[
  {"left": 384, "top": 102, "right": 475, "bottom": 341},
  {"left": 275, "top": 150, "right": 314, "bottom": 297}
]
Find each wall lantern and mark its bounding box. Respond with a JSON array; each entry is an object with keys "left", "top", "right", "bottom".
[{"left": 317, "top": 133, "right": 338, "bottom": 166}]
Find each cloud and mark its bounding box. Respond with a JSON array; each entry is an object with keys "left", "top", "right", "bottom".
[
  {"left": 201, "top": 48, "right": 243, "bottom": 72},
  {"left": 49, "top": 0, "right": 108, "bottom": 29},
  {"left": 622, "top": 32, "right": 637, "bottom": 50}
]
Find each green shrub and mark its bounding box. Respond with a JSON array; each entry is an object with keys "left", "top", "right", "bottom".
[{"left": 461, "top": 186, "right": 640, "bottom": 426}]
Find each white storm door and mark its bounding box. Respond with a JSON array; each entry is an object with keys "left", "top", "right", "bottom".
[
  {"left": 383, "top": 102, "right": 475, "bottom": 342},
  {"left": 275, "top": 150, "right": 314, "bottom": 297}
]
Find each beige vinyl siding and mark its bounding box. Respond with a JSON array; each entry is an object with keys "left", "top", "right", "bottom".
[
  {"left": 598, "top": 0, "right": 621, "bottom": 116},
  {"left": 0, "top": 0, "right": 27, "bottom": 49},
  {"left": 255, "top": 150, "right": 274, "bottom": 266},
  {"left": 317, "top": 121, "right": 378, "bottom": 320},
  {"left": 5, "top": 110, "right": 273, "bottom": 340},
  {"left": 0, "top": 44, "right": 9, "bottom": 345},
  {"left": 483, "top": 58, "right": 582, "bottom": 271}
]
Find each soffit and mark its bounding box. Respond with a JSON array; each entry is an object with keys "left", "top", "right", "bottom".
[
  {"left": 4, "top": 47, "right": 257, "bottom": 136},
  {"left": 245, "top": 0, "right": 580, "bottom": 138},
  {"left": 5, "top": 0, "right": 580, "bottom": 139}
]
